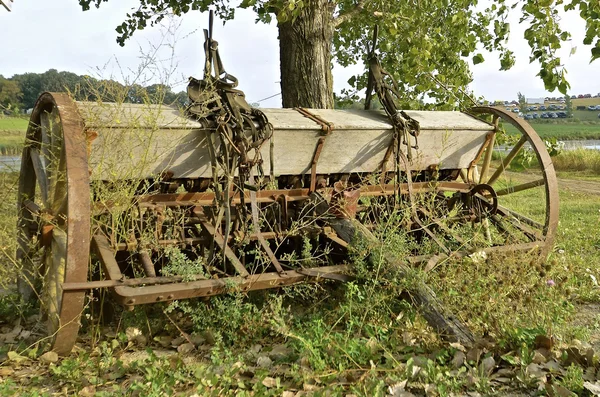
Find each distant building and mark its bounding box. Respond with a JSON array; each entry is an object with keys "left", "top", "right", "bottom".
[{"left": 527, "top": 97, "right": 545, "bottom": 104}]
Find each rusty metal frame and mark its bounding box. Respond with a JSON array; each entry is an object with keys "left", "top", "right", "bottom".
[
  {"left": 90, "top": 234, "right": 349, "bottom": 305},
  {"left": 295, "top": 107, "right": 334, "bottom": 192}
]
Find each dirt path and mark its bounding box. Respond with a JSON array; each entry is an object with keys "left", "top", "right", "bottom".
[
  {"left": 556, "top": 177, "right": 600, "bottom": 195},
  {"left": 503, "top": 170, "right": 600, "bottom": 195}
]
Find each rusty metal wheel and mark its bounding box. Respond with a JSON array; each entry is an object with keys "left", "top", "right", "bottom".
[
  {"left": 454, "top": 106, "right": 559, "bottom": 257},
  {"left": 16, "top": 93, "right": 91, "bottom": 355}
]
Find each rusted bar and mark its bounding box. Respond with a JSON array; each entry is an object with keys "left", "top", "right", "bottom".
[
  {"left": 495, "top": 179, "right": 545, "bottom": 196},
  {"left": 198, "top": 215, "right": 250, "bottom": 277},
  {"left": 135, "top": 182, "right": 472, "bottom": 208},
  {"left": 111, "top": 265, "right": 350, "bottom": 305},
  {"left": 138, "top": 250, "right": 156, "bottom": 277},
  {"left": 487, "top": 135, "right": 528, "bottom": 185}
]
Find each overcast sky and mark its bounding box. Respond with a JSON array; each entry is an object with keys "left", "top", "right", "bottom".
[{"left": 1, "top": 0, "right": 599, "bottom": 108}]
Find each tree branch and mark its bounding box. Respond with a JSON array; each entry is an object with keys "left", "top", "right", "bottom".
[{"left": 333, "top": 0, "right": 368, "bottom": 28}]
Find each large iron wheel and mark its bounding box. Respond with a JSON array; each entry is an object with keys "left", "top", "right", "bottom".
[
  {"left": 450, "top": 106, "right": 559, "bottom": 257},
  {"left": 16, "top": 93, "right": 91, "bottom": 355}
]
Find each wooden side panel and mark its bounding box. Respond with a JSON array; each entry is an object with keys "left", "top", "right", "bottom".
[
  {"left": 88, "top": 128, "right": 213, "bottom": 180},
  {"left": 88, "top": 127, "right": 488, "bottom": 180},
  {"left": 76, "top": 102, "right": 202, "bottom": 130},
  {"left": 79, "top": 102, "right": 493, "bottom": 180}
]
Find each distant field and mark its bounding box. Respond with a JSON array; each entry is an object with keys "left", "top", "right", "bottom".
[
  {"left": 0, "top": 117, "right": 28, "bottom": 132},
  {"left": 572, "top": 110, "right": 600, "bottom": 121},
  {"left": 504, "top": 122, "right": 600, "bottom": 140}
]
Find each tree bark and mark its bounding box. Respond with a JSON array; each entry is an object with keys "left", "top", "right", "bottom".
[{"left": 278, "top": 0, "right": 335, "bottom": 109}]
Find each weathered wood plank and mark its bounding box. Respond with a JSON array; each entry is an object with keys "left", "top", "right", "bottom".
[{"left": 78, "top": 102, "right": 492, "bottom": 180}]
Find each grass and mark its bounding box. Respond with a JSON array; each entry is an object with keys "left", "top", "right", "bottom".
[
  {"left": 1, "top": 184, "right": 599, "bottom": 395},
  {"left": 553, "top": 148, "right": 600, "bottom": 174},
  {"left": 0, "top": 118, "right": 27, "bottom": 155},
  {"left": 504, "top": 122, "right": 600, "bottom": 140},
  {"left": 1, "top": 99, "right": 600, "bottom": 394},
  {"left": 0, "top": 117, "right": 28, "bottom": 132}
]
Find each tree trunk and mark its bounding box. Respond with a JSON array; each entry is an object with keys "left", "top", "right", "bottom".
[{"left": 278, "top": 0, "right": 334, "bottom": 109}]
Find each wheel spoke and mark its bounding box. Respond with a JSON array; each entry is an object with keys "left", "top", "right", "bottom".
[
  {"left": 40, "top": 112, "right": 51, "bottom": 170},
  {"left": 45, "top": 228, "right": 67, "bottom": 334},
  {"left": 496, "top": 205, "right": 544, "bottom": 231},
  {"left": 487, "top": 135, "right": 527, "bottom": 185},
  {"left": 495, "top": 178, "right": 545, "bottom": 197},
  {"left": 479, "top": 130, "right": 496, "bottom": 184},
  {"left": 29, "top": 148, "right": 49, "bottom": 207}
]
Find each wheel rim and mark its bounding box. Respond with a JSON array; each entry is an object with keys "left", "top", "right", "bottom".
[
  {"left": 458, "top": 106, "right": 559, "bottom": 256},
  {"left": 16, "top": 93, "right": 90, "bottom": 355}
]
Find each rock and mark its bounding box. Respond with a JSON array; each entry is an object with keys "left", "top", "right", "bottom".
[
  {"left": 257, "top": 355, "right": 273, "bottom": 369},
  {"left": 154, "top": 335, "right": 173, "bottom": 348},
  {"left": 532, "top": 351, "right": 547, "bottom": 364},
  {"left": 452, "top": 351, "right": 466, "bottom": 369},
  {"left": 466, "top": 348, "right": 481, "bottom": 364},
  {"left": 39, "top": 351, "right": 59, "bottom": 364},
  {"left": 177, "top": 343, "right": 195, "bottom": 354},
  {"left": 189, "top": 334, "right": 205, "bottom": 346},
  {"left": 480, "top": 356, "right": 495, "bottom": 376},
  {"left": 268, "top": 344, "right": 292, "bottom": 360}
]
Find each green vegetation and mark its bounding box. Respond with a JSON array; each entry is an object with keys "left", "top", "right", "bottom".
[
  {"left": 0, "top": 117, "right": 28, "bottom": 132},
  {"left": 504, "top": 122, "right": 600, "bottom": 140},
  {"left": 553, "top": 148, "right": 600, "bottom": 176},
  {"left": 2, "top": 161, "right": 600, "bottom": 394},
  {"left": 0, "top": 69, "right": 187, "bottom": 113}
]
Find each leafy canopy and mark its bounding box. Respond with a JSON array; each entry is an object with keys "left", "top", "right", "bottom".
[{"left": 79, "top": 0, "right": 600, "bottom": 107}]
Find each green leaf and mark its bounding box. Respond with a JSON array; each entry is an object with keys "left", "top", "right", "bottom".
[{"left": 472, "top": 53, "right": 485, "bottom": 65}]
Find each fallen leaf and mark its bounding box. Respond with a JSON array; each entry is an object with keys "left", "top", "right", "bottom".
[
  {"left": 125, "top": 327, "right": 142, "bottom": 342},
  {"left": 449, "top": 342, "right": 466, "bottom": 352},
  {"left": 7, "top": 351, "right": 27, "bottom": 364},
  {"left": 388, "top": 379, "right": 408, "bottom": 395},
  {"left": 257, "top": 355, "right": 272, "bottom": 369},
  {"left": 262, "top": 376, "right": 278, "bottom": 388},
  {"left": 78, "top": 386, "right": 96, "bottom": 397},
  {"left": 0, "top": 368, "right": 14, "bottom": 377},
  {"left": 584, "top": 381, "right": 600, "bottom": 396},
  {"left": 546, "top": 383, "right": 576, "bottom": 397},
  {"left": 535, "top": 335, "right": 554, "bottom": 350},
  {"left": 451, "top": 351, "right": 466, "bottom": 369},
  {"left": 526, "top": 362, "right": 546, "bottom": 379},
  {"left": 39, "top": 351, "right": 59, "bottom": 364}
]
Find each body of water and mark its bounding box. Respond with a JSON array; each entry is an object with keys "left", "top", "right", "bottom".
[{"left": 0, "top": 156, "right": 20, "bottom": 172}]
